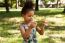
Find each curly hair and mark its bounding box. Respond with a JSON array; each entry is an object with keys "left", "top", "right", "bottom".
[{"left": 21, "top": 1, "right": 35, "bottom": 15}]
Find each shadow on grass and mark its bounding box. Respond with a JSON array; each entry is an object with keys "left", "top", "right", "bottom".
[
  {"left": 35, "top": 10, "right": 65, "bottom": 16},
  {"left": 41, "top": 37, "right": 56, "bottom": 43},
  {"left": 60, "top": 37, "right": 65, "bottom": 42},
  {"left": 0, "top": 17, "right": 19, "bottom": 30},
  {"left": 0, "top": 21, "right": 65, "bottom": 38},
  {"left": 0, "top": 22, "right": 19, "bottom": 37},
  {"left": 0, "top": 11, "right": 22, "bottom": 38},
  {"left": 0, "top": 9, "right": 65, "bottom": 38},
  {"left": 0, "top": 31, "right": 13, "bottom": 37},
  {"left": 0, "top": 9, "right": 64, "bottom": 18},
  {"left": 0, "top": 19, "right": 20, "bottom": 38},
  {"left": 0, "top": 11, "right": 21, "bottom": 18},
  {"left": 36, "top": 21, "right": 65, "bottom": 31},
  {"left": 46, "top": 26, "right": 65, "bottom": 31}
]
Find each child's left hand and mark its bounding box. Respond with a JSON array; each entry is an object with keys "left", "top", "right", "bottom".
[{"left": 41, "top": 19, "right": 48, "bottom": 26}]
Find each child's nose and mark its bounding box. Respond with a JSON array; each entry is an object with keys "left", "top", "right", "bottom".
[{"left": 31, "top": 17, "right": 33, "bottom": 20}]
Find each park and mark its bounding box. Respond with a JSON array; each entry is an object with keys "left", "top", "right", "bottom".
[{"left": 0, "top": 0, "right": 65, "bottom": 43}]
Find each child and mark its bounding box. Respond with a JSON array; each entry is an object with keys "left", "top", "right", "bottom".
[{"left": 19, "top": 1, "right": 47, "bottom": 43}]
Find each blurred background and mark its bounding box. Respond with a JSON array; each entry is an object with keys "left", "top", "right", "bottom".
[{"left": 0, "top": 0, "right": 65, "bottom": 43}]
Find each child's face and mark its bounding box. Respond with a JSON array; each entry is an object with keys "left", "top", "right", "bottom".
[{"left": 23, "top": 10, "right": 34, "bottom": 23}]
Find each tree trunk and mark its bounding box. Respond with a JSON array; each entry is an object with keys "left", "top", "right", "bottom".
[
  {"left": 56, "top": 0, "right": 59, "bottom": 8},
  {"left": 42, "top": 0, "right": 47, "bottom": 8},
  {"left": 63, "top": 7, "right": 65, "bottom": 13},
  {"left": 26, "top": 0, "right": 32, "bottom": 1},
  {"left": 35, "top": 0, "right": 39, "bottom": 11},
  {"left": 5, "top": 0, "right": 9, "bottom": 12},
  {"left": 11, "top": 0, "right": 13, "bottom": 8},
  {"left": 16, "top": 0, "right": 19, "bottom": 9}
]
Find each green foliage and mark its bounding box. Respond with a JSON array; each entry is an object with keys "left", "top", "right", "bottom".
[
  {"left": 20, "top": 0, "right": 25, "bottom": 7},
  {"left": 44, "top": 0, "right": 49, "bottom": 3},
  {"left": 43, "top": 0, "right": 55, "bottom": 3},
  {"left": 50, "top": 0, "right": 55, "bottom": 2}
]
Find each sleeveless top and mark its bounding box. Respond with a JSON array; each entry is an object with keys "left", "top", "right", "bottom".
[{"left": 20, "top": 23, "right": 37, "bottom": 43}]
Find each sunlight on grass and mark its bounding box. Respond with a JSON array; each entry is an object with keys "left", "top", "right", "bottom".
[
  {"left": 8, "top": 17, "right": 23, "bottom": 23},
  {"left": 0, "top": 8, "right": 65, "bottom": 43}
]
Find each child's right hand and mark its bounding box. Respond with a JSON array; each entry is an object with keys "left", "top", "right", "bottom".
[{"left": 28, "top": 21, "right": 37, "bottom": 28}]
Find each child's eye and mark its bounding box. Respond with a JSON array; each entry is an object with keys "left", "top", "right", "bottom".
[
  {"left": 28, "top": 15, "right": 32, "bottom": 17},
  {"left": 29, "top": 16, "right": 31, "bottom": 17}
]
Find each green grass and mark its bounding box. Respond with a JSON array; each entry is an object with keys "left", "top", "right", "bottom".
[{"left": 0, "top": 8, "right": 65, "bottom": 43}]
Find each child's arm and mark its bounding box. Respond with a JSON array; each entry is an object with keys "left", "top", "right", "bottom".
[
  {"left": 36, "top": 20, "right": 48, "bottom": 35},
  {"left": 19, "top": 26, "right": 32, "bottom": 40},
  {"left": 36, "top": 26, "right": 45, "bottom": 35}
]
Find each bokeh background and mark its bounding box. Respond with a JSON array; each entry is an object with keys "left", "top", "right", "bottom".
[{"left": 0, "top": 0, "right": 65, "bottom": 43}]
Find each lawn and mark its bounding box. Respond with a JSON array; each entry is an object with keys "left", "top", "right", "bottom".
[{"left": 0, "top": 8, "right": 65, "bottom": 43}]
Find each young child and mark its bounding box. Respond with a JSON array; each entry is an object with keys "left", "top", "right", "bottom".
[{"left": 19, "top": 1, "right": 47, "bottom": 43}]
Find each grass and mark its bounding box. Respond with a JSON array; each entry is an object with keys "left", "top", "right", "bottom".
[{"left": 0, "top": 8, "right": 65, "bottom": 43}]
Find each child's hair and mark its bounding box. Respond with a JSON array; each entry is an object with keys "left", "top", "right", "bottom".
[{"left": 21, "top": 1, "right": 35, "bottom": 15}]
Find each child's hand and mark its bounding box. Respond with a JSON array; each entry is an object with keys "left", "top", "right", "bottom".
[
  {"left": 28, "top": 21, "right": 37, "bottom": 28},
  {"left": 42, "top": 19, "right": 48, "bottom": 26},
  {"left": 44, "top": 21, "right": 48, "bottom": 26}
]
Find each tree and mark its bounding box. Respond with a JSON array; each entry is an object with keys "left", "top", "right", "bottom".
[
  {"left": 56, "top": 0, "right": 60, "bottom": 8},
  {"left": 20, "top": 0, "right": 25, "bottom": 7},
  {"left": 10, "top": 0, "right": 13, "bottom": 8},
  {"left": 35, "top": 0, "right": 39, "bottom": 11},
  {"left": 63, "top": 6, "right": 65, "bottom": 13},
  {"left": 26, "top": 0, "right": 32, "bottom": 1},
  {"left": 4, "top": 0, "right": 9, "bottom": 12},
  {"left": 43, "top": 0, "right": 55, "bottom": 8},
  {"left": 16, "top": 0, "right": 19, "bottom": 9},
  {"left": 43, "top": 0, "right": 49, "bottom": 7}
]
